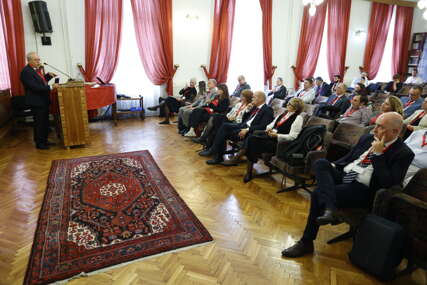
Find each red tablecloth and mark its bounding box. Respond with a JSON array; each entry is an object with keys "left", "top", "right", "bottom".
[{"left": 50, "top": 84, "right": 116, "bottom": 114}]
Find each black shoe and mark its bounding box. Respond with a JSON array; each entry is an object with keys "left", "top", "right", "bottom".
[
  {"left": 281, "top": 240, "right": 314, "bottom": 258},
  {"left": 206, "top": 157, "right": 223, "bottom": 165},
  {"left": 243, "top": 173, "right": 252, "bottom": 183},
  {"left": 316, "top": 209, "right": 339, "bottom": 226},
  {"left": 199, "top": 149, "right": 213, "bottom": 157},
  {"left": 147, "top": 106, "right": 157, "bottom": 111},
  {"left": 159, "top": 120, "right": 170, "bottom": 125},
  {"left": 192, "top": 137, "right": 205, "bottom": 144},
  {"left": 36, "top": 143, "right": 49, "bottom": 150}
]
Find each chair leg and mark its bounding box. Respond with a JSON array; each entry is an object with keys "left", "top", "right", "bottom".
[
  {"left": 327, "top": 227, "right": 355, "bottom": 244},
  {"left": 277, "top": 177, "right": 313, "bottom": 194}
]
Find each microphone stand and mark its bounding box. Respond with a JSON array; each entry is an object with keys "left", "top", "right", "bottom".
[{"left": 43, "top": 62, "right": 75, "bottom": 81}]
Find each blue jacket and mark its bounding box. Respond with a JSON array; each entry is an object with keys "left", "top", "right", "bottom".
[{"left": 401, "top": 97, "right": 424, "bottom": 118}]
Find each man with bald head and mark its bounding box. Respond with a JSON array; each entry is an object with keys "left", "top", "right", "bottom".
[
  {"left": 20, "top": 52, "right": 58, "bottom": 149},
  {"left": 282, "top": 112, "right": 414, "bottom": 258},
  {"left": 200, "top": 91, "right": 273, "bottom": 164}
]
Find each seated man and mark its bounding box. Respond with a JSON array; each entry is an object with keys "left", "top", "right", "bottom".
[
  {"left": 351, "top": 71, "right": 369, "bottom": 89},
  {"left": 329, "top": 74, "right": 341, "bottom": 93},
  {"left": 267, "top": 77, "right": 287, "bottom": 104},
  {"left": 281, "top": 112, "right": 414, "bottom": 258},
  {"left": 231, "top": 75, "right": 251, "bottom": 98},
  {"left": 403, "top": 129, "right": 427, "bottom": 186},
  {"left": 313, "top": 76, "right": 331, "bottom": 104},
  {"left": 384, "top": 74, "right": 403, "bottom": 93},
  {"left": 402, "top": 96, "right": 427, "bottom": 140},
  {"left": 401, "top": 86, "right": 424, "bottom": 118},
  {"left": 405, "top": 69, "right": 424, "bottom": 85},
  {"left": 313, "top": 83, "right": 351, "bottom": 119},
  {"left": 291, "top": 78, "right": 316, "bottom": 104},
  {"left": 199, "top": 91, "right": 274, "bottom": 165},
  {"left": 337, "top": 95, "right": 372, "bottom": 126}
]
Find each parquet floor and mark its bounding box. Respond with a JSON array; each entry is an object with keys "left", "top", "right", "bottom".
[{"left": 0, "top": 117, "right": 425, "bottom": 285}]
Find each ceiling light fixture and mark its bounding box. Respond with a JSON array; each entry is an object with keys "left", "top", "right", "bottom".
[{"left": 302, "top": 0, "right": 324, "bottom": 16}]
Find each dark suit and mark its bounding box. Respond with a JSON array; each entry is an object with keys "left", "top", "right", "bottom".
[
  {"left": 314, "top": 94, "right": 350, "bottom": 119},
  {"left": 315, "top": 82, "right": 331, "bottom": 98},
  {"left": 209, "top": 104, "right": 274, "bottom": 158},
  {"left": 20, "top": 65, "right": 53, "bottom": 145},
  {"left": 268, "top": 85, "right": 287, "bottom": 100},
  {"left": 302, "top": 134, "right": 414, "bottom": 241}
]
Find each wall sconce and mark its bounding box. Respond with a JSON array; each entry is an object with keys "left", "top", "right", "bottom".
[
  {"left": 354, "top": 29, "right": 367, "bottom": 39},
  {"left": 185, "top": 14, "right": 199, "bottom": 21}
]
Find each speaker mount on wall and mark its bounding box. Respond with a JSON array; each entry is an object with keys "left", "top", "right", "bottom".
[{"left": 28, "top": 1, "right": 53, "bottom": 46}]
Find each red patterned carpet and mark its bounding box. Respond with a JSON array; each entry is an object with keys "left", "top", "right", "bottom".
[{"left": 24, "top": 150, "right": 212, "bottom": 285}]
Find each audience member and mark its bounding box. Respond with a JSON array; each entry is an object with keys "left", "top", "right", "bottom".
[
  {"left": 231, "top": 75, "right": 251, "bottom": 97},
  {"left": 369, "top": 95, "right": 403, "bottom": 125},
  {"left": 193, "top": 90, "right": 253, "bottom": 146},
  {"left": 184, "top": 84, "right": 230, "bottom": 137},
  {"left": 199, "top": 91, "right": 274, "bottom": 165},
  {"left": 313, "top": 77, "right": 331, "bottom": 104},
  {"left": 403, "top": 129, "right": 427, "bottom": 186},
  {"left": 405, "top": 69, "right": 424, "bottom": 85},
  {"left": 178, "top": 79, "right": 216, "bottom": 134},
  {"left": 329, "top": 74, "right": 342, "bottom": 93},
  {"left": 337, "top": 95, "right": 372, "bottom": 126},
  {"left": 267, "top": 77, "right": 287, "bottom": 104},
  {"left": 401, "top": 86, "right": 424, "bottom": 118},
  {"left": 314, "top": 83, "right": 350, "bottom": 119},
  {"left": 384, "top": 74, "right": 403, "bottom": 93},
  {"left": 348, "top": 83, "right": 368, "bottom": 100},
  {"left": 351, "top": 71, "right": 369, "bottom": 89},
  {"left": 403, "top": 96, "right": 427, "bottom": 140},
  {"left": 241, "top": 98, "right": 305, "bottom": 181},
  {"left": 292, "top": 78, "right": 316, "bottom": 104},
  {"left": 148, "top": 78, "right": 198, "bottom": 124},
  {"left": 281, "top": 112, "right": 414, "bottom": 258}
]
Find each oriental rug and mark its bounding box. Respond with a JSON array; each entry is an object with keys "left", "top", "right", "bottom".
[{"left": 24, "top": 150, "right": 212, "bottom": 284}]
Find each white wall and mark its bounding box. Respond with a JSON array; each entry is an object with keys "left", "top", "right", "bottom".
[{"left": 19, "top": 0, "right": 424, "bottom": 94}]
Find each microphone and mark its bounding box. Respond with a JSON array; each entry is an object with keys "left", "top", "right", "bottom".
[{"left": 43, "top": 62, "right": 74, "bottom": 81}]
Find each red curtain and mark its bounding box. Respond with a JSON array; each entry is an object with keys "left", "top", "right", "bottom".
[
  {"left": 392, "top": 6, "right": 413, "bottom": 76},
  {"left": 327, "top": 0, "right": 351, "bottom": 81},
  {"left": 131, "top": 0, "right": 176, "bottom": 95},
  {"left": 293, "top": 3, "right": 327, "bottom": 89},
  {"left": 362, "top": 3, "right": 394, "bottom": 80},
  {"left": 84, "top": 0, "right": 123, "bottom": 83},
  {"left": 259, "top": 0, "right": 275, "bottom": 89},
  {"left": 202, "top": 0, "right": 236, "bottom": 84},
  {"left": 0, "top": 0, "right": 25, "bottom": 95}
]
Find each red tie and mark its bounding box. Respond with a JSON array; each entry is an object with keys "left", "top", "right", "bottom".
[
  {"left": 36, "top": 69, "right": 47, "bottom": 84},
  {"left": 411, "top": 111, "right": 425, "bottom": 125},
  {"left": 331, "top": 96, "right": 340, "bottom": 105}
]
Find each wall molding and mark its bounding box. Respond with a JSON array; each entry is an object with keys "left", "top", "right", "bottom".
[{"left": 362, "top": 0, "right": 417, "bottom": 8}]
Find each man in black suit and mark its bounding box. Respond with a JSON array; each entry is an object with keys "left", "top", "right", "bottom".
[
  {"left": 20, "top": 52, "right": 58, "bottom": 149},
  {"left": 313, "top": 83, "right": 350, "bottom": 119},
  {"left": 313, "top": 77, "right": 331, "bottom": 102},
  {"left": 199, "top": 91, "right": 274, "bottom": 164},
  {"left": 282, "top": 112, "right": 414, "bottom": 258}
]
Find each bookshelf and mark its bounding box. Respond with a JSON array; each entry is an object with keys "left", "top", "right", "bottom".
[{"left": 407, "top": 32, "right": 427, "bottom": 76}]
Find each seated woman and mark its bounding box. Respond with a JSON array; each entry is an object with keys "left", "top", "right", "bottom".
[
  {"left": 178, "top": 79, "right": 217, "bottom": 135},
  {"left": 384, "top": 74, "right": 403, "bottom": 93},
  {"left": 337, "top": 95, "right": 372, "bottom": 126},
  {"left": 242, "top": 98, "right": 305, "bottom": 182},
  {"left": 148, "top": 78, "right": 198, "bottom": 124},
  {"left": 184, "top": 84, "right": 230, "bottom": 137},
  {"left": 193, "top": 89, "right": 253, "bottom": 146},
  {"left": 369, "top": 95, "right": 403, "bottom": 125},
  {"left": 402, "top": 97, "right": 427, "bottom": 140}
]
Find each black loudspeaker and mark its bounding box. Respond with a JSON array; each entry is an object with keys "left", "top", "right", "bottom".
[{"left": 28, "top": 1, "right": 52, "bottom": 33}]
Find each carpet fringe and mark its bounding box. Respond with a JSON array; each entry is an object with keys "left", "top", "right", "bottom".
[{"left": 50, "top": 241, "right": 214, "bottom": 284}]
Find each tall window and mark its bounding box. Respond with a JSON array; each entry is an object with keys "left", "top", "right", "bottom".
[
  {"left": 372, "top": 7, "right": 396, "bottom": 83},
  {"left": 0, "top": 19, "right": 10, "bottom": 90},
  {"left": 313, "top": 11, "right": 329, "bottom": 83},
  {"left": 111, "top": 0, "right": 159, "bottom": 115},
  {"left": 227, "top": 0, "right": 264, "bottom": 91}
]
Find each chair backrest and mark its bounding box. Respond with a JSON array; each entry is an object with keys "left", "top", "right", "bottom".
[
  {"left": 332, "top": 122, "right": 368, "bottom": 146},
  {"left": 396, "top": 84, "right": 411, "bottom": 98},
  {"left": 305, "top": 116, "right": 336, "bottom": 132},
  {"left": 404, "top": 168, "right": 427, "bottom": 202},
  {"left": 303, "top": 104, "right": 316, "bottom": 116}
]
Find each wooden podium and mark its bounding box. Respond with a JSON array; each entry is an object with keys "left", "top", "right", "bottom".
[{"left": 57, "top": 82, "right": 90, "bottom": 149}]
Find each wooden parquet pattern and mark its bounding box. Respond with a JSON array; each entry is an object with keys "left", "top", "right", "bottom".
[{"left": 0, "top": 118, "right": 425, "bottom": 285}]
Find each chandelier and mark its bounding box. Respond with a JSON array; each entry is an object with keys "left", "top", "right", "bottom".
[
  {"left": 303, "top": 0, "right": 324, "bottom": 16},
  {"left": 418, "top": 0, "right": 427, "bottom": 20}
]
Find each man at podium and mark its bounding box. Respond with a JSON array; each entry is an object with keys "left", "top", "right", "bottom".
[{"left": 20, "top": 52, "right": 59, "bottom": 150}]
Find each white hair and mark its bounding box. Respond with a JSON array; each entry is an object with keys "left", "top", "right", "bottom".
[{"left": 26, "top": 52, "right": 37, "bottom": 61}]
